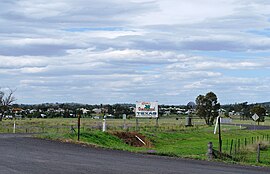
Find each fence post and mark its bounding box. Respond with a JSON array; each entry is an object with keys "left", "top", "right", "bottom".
[
  {"left": 230, "top": 139, "right": 233, "bottom": 155},
  {"left": 207, "top": 142, "right": 213, "bottom": 160},
  {"left": 13, "top": 121, "right": 16, "bottom": 134},
  {"left": 234, "top": 141, "right": 237, "bottom": 154},
  {"left": 257, "top": 144, "right": 261, "bottom": 163},
  {"left": 238, "top": 139, "right": 240, "bottom": 151}
]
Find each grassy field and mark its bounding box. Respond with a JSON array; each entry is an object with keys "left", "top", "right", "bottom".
[{"left": 1, "top": 117, "right": 270, "bottom": 166}]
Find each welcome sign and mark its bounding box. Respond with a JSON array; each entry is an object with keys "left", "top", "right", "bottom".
[{"left": 136, "top": 101, "right": 158, "bottom": 118}]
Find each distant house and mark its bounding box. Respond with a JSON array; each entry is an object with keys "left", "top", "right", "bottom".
[
  {"left": 40, "top": 114, "right": 47, "bottom": 118},
  {"left": 56, "top": 108, "right": 65, "bottom": 113},
  {"left": 29, "top": 109, "right": 37, "bottom": 114},
  {"left": 80, "top": 108, "right": 90, "bottom": 114},
  {"left": 92, "top": 108, "right": 102, "bottom": 114},
  {"left": 5, "top": 115, "right": 13, "bottom": 119},
  {"left": 12, "top": 108, "right": 23, "bottom": 114},
  {"left": 15, "top": 114, "right": 23, "bottom": 119},
  {"left": 164, "top": 111, "right": 171, "bottom": 115}
]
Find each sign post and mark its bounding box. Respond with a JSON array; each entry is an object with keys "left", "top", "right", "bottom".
[
  {"left": 252, "top": 113, "right": 260, "bottom": 126},
  {"left": 135, "top": 101, "right": 158, "bottom": 131},
  {"left": 252, "top": 113, "right": 259, "bottom": 129}
]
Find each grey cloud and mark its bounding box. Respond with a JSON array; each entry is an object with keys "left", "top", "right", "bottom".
[
  {"left": 0, "top": 44, "right": 76, "bottom": 56},
  {"left": 0, "top": 0, "right": 157, "bottom": 27}
]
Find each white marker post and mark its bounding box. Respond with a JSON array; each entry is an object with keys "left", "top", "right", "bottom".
[
  {"left": 214, "top": 116, "right": 220, "bottom": 134},
  {"left": 102, "top": 119, "right": 106, "bottom": 132},
  {"left": 123, "top": 114, "right": 127, "bottom": 130},
  {"left": 13, "top": 120, "right": 16, "bottom": 134}
]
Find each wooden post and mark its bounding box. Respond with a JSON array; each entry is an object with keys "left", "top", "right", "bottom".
[
  {"left": 226, "top": 139, "right": 229, "bottom": 152},
  {"left": 234, "top": 140, "right": 237, "bottom": 154},
  {"left": 230, "top": 139, "right": 233, "bottom": 155},
  {"left": 257, "top": 144, "right": 261, "bottom": 163},
  {"left": 218, "top": 117, "right": 222, "bottom": 153},
  {"left": 207, "top": 142, "right": 213, "bottom": 160},
  {"left": 238, "top": 139, "right": 240, "bottom": 151},
  {"left": 77, "top": 114, "right": 81, "bottom": 141}
]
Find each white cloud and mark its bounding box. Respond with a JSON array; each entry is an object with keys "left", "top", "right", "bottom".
[{"left": 0, "top": 0, "right": 270, "bottom": 104}]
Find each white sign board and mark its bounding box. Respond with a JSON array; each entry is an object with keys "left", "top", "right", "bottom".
[
  {"left": 220, "top": 118, "right": 232, "bottom": 124},
  {"left": 123, "top": 114, "right": 126, "bottom": 120},
  {"left": 252, "top": 113, "right": 259, "bottom": 121},
  {"left": 136, "top": 101, "right": 158, "bottom": 118}
]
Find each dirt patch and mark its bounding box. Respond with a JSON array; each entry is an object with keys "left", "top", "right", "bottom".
[{"left": 112, "top": 132, "right": 152, "bottom": 148}]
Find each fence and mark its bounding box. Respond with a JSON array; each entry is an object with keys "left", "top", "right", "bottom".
[
  {"left": 0, "top": 117, "right": 206, "bottom": 134},
  {"left": 208, "top": 135, "right": 270, "bottom": 164}
]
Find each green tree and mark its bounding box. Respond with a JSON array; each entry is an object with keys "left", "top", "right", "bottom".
[
  {"left": 196, "top": 92, "right": 220, "bottom": 126},
  {"left": 250, "top": 105, "right": 266, "bottom": 124}
]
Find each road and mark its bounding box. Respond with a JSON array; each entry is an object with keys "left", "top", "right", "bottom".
[
  {"left": 222, "top": 123, "right": 270, "bottom": 130},
  {"left": 0, "top": 134, "right": 269, "bottom": 174}
]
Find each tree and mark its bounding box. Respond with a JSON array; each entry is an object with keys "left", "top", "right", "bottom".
[
  {"left": 250, "top": 105, "right": 266, "bottom": 124},
  {"left": 196, "top": 92, "right": 220, "bottom": 126},
  {"left": 0, "top": 88, "right": 16, "bottom": 121}
]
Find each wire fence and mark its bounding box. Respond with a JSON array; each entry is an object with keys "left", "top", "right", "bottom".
[
  {"left": 211, "top": 135, "right": 270, "bottom": 164},
  {"left": 0, "top": 118, "right": 207, "bottom": 134}
]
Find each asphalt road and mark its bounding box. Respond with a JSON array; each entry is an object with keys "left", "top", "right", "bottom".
[
  {"left": 0, "top": 134, "right": 269, "bottom": 174},
  {"left": 222, "top": 123, "right": 270, "bottom": 130}
]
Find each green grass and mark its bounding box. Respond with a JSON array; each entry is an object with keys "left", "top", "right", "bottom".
[{"left": 37, "top": 126, "right": 270, "bottom": 166}]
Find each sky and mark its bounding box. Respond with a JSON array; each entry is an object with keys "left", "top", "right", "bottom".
[{"left": 0, "top": 0, "right": 270, "bottom": 105}]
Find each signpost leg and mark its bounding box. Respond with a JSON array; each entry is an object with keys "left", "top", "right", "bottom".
[
  {"left": 123, "top": 119, "right": 127, "bottom": 130},
  {"left": 156, "top": 118, "right": 159, "bottom": 128},
  {"left": 136, "top": 118, "right": 139, "bottom": 131}
]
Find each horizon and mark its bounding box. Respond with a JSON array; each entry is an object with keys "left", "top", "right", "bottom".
[
  {"left": 12, "top": 100, "right": 270, "bottom": 106},
  {"left": 1, "top": 1, "right": 270, "bottom": 104}
]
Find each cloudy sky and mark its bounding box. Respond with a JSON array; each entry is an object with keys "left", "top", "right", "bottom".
[{"left": 1, "top": 0, "right": 270, "bottom": 105}]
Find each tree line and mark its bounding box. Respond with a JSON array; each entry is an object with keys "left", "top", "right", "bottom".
[{"left": 1, "top": 88, "right": 269, "bottom": 125}]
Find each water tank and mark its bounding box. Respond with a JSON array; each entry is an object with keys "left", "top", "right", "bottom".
[{"left": 185, "top": 116, "right": 193, "bottom": 127}]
